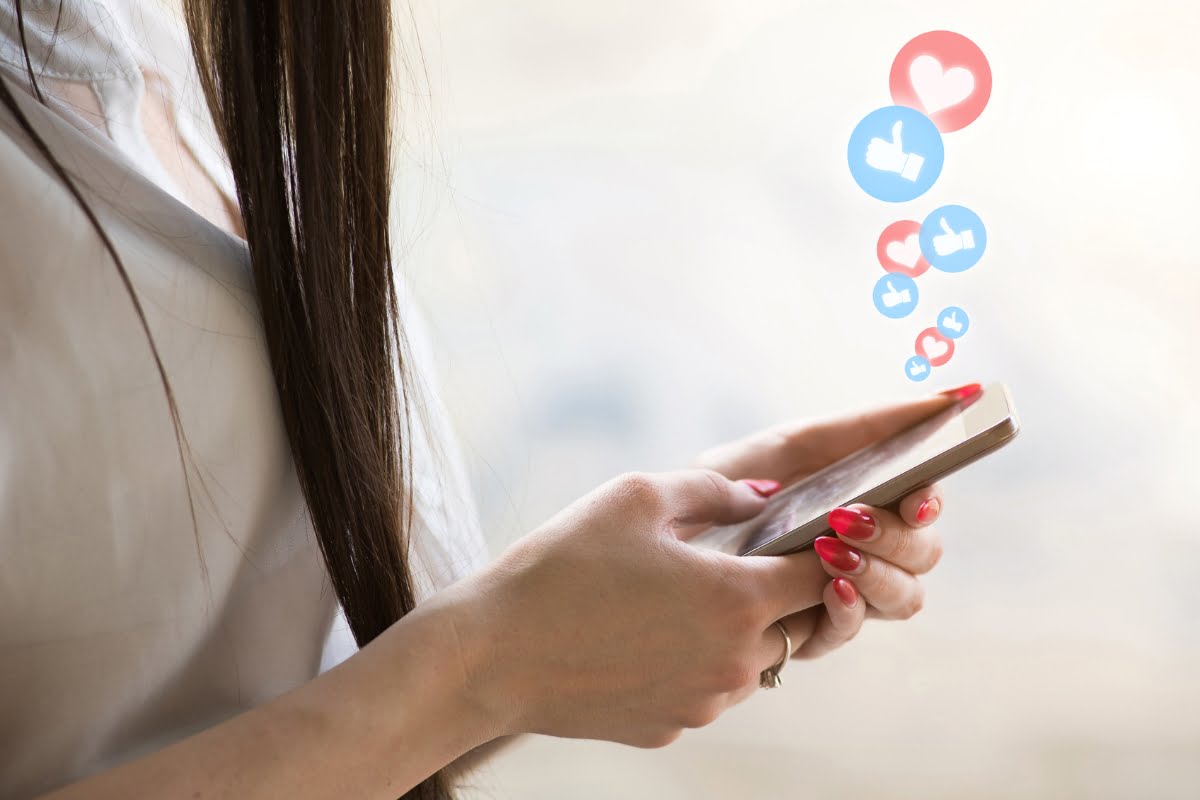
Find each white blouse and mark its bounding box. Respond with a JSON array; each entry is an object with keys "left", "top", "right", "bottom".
[{"left": 0, "top": 1, "right": 488, "bottom": 796}]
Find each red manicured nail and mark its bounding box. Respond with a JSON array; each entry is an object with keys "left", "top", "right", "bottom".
[
  {"left": 741, "top": 479, "right": 781, "bottom": 498},
  {"left": 832, "top": 578, "right": 858, "bottom": 607},
  {"left": 917, "top": 498, "right": 941, "bottom": 524},
  {"left": 813, "top": 537, "right": 862, "bottom": 572},
  {"left": 828, "top": 507, "right": 875, "bottom": 540},
  {"left": 938, "top": 383, "right": 982, "bottom": 400}
]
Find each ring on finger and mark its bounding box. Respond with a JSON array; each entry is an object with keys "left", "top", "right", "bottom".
[{"left": 758, "top": 620, "right": 791, "bottom": 690}]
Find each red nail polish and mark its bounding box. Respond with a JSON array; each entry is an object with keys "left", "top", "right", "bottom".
[
  {"left": 833, "top": 578, "right": 858, "bottom": 607},
  {"left": 813, "top": 537, "right": 862, "bottom": 572},
  {"left": 828, "top": 507, "right": 875, "bottom": 540},
  {"left": 741, "top": 479, "right": 781, "bottom": 498},
  {"left": 938, "top": 383, "right": 982, "bottom": 401},
  {"left": 917, "top": 498, "right": 941, "bottom": 524}
]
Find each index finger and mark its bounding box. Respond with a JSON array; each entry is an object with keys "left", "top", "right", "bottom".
[{"left": 765, "top": 386, "right": 979, "bottom": 484}]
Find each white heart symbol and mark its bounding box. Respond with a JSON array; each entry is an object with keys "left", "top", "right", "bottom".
[
  {"left": 885, "top": 234, "right": 921, "bottom": 268},
  {"left": 909, "top": 55, "right": 974, "bottom": 113},
  {"left": 921, "top": 335, "right": 949, "bottom": 359}
]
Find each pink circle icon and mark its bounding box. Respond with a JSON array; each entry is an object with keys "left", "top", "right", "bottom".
[
  {"left": 876, "top": 220, "right": 930, "bottom": 278},
  {"left": 889, "top": 31, "right": 991, "bottom": 133},
  {"left": 915, "top": 327, "right": 955, "bottom": 367}
]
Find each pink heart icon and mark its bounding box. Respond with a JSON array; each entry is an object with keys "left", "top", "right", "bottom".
[
  {"left": 915, "top": 327, "right": 955, "bottom": 367},
  {"left": 889, "top": 31, "right": 992, "bottom": 133},
  {"left": 877, "top": 220, "right": 930, "bottom": 278}
]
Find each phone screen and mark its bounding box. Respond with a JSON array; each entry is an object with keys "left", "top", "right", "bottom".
[{"left": 692, "top": 384, "right": 1017, "bottom": 557}]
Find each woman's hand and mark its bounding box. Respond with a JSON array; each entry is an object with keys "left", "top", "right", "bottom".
[
  {"left": 691, "top": 386, "right": 978, "bottom": 652},
  {"left": 449, "top": 469, "right": 833, "bottom": 748}
]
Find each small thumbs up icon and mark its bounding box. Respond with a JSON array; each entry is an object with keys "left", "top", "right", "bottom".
[
  {"left": 936, "top": 306, "right": 970, "bottom": 340},
  {"left": 905, "top": 355, "right": 932, "bottom": 382},
  {"left": 873, "top": 273, "right": 920, "bottom": 319},
  {"left": 880, "top": 280, "right": 913, "bottom": 308},
  {"left": 931, "top": 216, "right": 977, "bottom": 257}
]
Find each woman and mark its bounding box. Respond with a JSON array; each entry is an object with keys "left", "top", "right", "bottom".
[{"left": 0, "top": 0, "right": 967, "bottom": 797}]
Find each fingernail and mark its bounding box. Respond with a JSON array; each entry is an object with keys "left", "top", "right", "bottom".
[
  {"left": 833, "top": 578, "right": 858, "bottom": 608},
  {"left": 741, "top": 479, "right": 781, "bottom": 498},
  {"left": 813, "top": 537, "right": 862, "bottom": 573},
  {"left": 828, "top": 507, "right": 876, "bottom": 540},
  {"left": 917, "top": 498, "right": 941, "bottom": 524},
  {"left": 938, "top": 383, "right": 982, "bottom": 400}
]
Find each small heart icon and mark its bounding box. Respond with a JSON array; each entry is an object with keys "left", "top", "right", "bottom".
[
  {"left": 909, "top": 55, "right": 974, "bottom": 113},
  {"left": 921, "top": 336, "right": 949, "bottom": 359},
  {"left": 876, "top": 220, "right": 929, "bottom": 278},
  {"left": 915, "top": 327, "right": 955, "bottom": 367},
  {"left": 886, "top": 234, "right": 921, "bottom": 268}
]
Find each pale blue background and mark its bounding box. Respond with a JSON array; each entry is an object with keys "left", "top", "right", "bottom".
[{"left": 385, "top": 0, "right": 1200, "bottom": 796}]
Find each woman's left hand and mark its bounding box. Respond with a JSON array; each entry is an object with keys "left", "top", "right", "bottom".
[{"left": 690, "top": 388, "right": 974, "bottom": 660}]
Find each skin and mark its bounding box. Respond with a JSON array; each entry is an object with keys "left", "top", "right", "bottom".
[{"left": 39, "top": 394, "right": 952, "bottom": 798}]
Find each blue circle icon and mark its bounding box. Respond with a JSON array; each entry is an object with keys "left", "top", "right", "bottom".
[
  {"left": 936, "top": 306, "right": 970, "bottom": 339},
  {"left": 872, "top": 273, "right": 919, "bottom": 319},
  {"left": 848, "top": 106, "right": 944, "bottom": 203},
  {"left": 905, "top": 356, "right": 932, "bottom": 382},
  {"left": 920, "top": 205, "right": 987, "bottom": 273}
]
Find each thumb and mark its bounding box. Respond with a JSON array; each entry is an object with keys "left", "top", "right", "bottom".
[
  {"left": 890, "top": 120, "right": 904, "bottom": 147},
  {"left": 659, "top": 469, "right": 771, "bottom": 530},
  {"left": 885, "top": 280, "right": 897, "bottom": 293},
  {"left": 939, "top": 217, "right": 955, "bottom": 236}
]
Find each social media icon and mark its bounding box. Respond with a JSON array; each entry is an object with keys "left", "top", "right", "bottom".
[
  {"left": 919, "top": 205, "right": 986, "bottom": 273},
  {"left": 937, "top": 306, "right": 970, "bottom": 339},
  {"left": 848, "top": 106, "right": 944, "bottom": 203},
  {"left": 876, "top": 220, "right": 930, "bottom": 278},
  {"left": 872, "top": 273, "right": 919, "bottom": 318},
  {"left": 905, "top": 355, "right": 932, "bottom": 382},
  {"left": 889, "top": 31, "right": 992, "bottom": 133},
  {"left": 915, "top": 327, "right": 955, "bottom": 367}
]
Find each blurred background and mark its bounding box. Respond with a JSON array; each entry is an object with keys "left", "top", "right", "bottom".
[{"left": 388, "top": 0, "right": 1200, "bottom": 797}]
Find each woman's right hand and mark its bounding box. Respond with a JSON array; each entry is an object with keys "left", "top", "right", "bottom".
[{"left": 446, "top": 469, "right": 846, "bottom": 748}]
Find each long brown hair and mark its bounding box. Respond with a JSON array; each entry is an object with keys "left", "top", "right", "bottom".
[{"left": 0, "top": 1, "right": 448, "bottom": 797}]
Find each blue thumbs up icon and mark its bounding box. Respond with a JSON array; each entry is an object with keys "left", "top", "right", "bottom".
[
  {"left": 848, "top": 106, "right": 945, "bottom": 202},
  {"left": 936, "top": 306, "right": 970, "bottom": 339},
  {"left": 872, "top": 273, "right": 919, "bottom": 319},
  {"left": 905, "top": 355, "right": 932, "bottom": 382}
]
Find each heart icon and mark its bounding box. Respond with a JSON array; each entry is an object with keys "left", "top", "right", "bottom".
[
  {"left": 909, "top": 55, "right": 974, "bottom": 114},
  {"left": 890, "top": 31, "right": 992, "bottom": 133},
  {"left": 921, "top": 335, "right": 949, "bottom": 359},
  {"left": 886, "top": 234, "right": 921, "bottom": 268},
  {"left": 915, "top": 327, "right": 955, "bottom": 367},
  {"left": 876, "top": 220, "right": 929, "bottom": 278}
]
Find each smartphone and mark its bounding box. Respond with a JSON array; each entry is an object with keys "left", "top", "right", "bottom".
[{"left": 691, "top": 382, "right": 1020, "bottom": 557}]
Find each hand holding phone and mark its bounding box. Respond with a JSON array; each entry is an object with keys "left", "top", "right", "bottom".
[{"left": 691, "top": 383, "right": 1019, "bottom": 558}]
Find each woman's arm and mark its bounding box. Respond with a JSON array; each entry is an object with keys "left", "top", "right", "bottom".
[
  {"left": 40, "top": 590, "right": 501, "bottom": 800},
  {"left": 40, "top": 423, "right": 949, "bottom": 796}
]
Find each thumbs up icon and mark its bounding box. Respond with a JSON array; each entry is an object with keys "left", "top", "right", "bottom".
[
  {"left": 936, "top": 306, "right": 970, "bottom": 340},
  {"left": 865, "top": 121, "right": 926, "bottom": 182},
  {"left": 873, "top": 273, "right": 920, "bottom": 319},
  {"left": 880, "top": 280, "right": 913, "bottom": 308},
  {"left": 904, "top": 355, "right": 932, "bottom": 382},
  {"left": 931, "top": 216, "right": 977, "bottom": 257}
]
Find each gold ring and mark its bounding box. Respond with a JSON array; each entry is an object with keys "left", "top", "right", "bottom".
[{"left": 758, "top": 620, "right": 791, "bottom": 689}]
